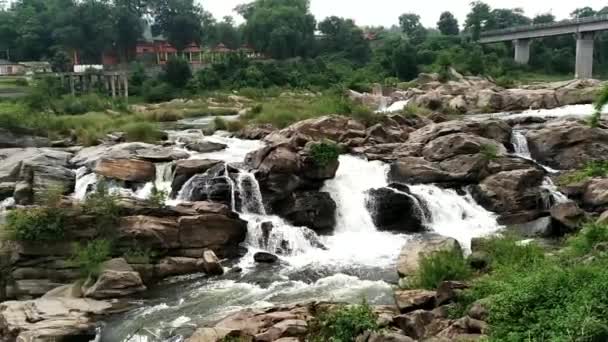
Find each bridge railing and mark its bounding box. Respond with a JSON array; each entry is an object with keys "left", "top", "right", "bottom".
[{"left": 480, "top": 14, "right": 608, "bottom": 38}]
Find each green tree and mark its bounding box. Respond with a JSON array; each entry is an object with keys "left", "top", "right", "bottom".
[
  {"left": 399, "top": 13, "right": 427, "bottom": 44},
  {"left": 465, "top": 1, "right": 491, "bottom": 41},
  {"left": 317, "top": 16, "right": 371, "bottom": 64},
  {"left": 571, "top": 7, "right": 596, "bottom": 19},
  {"left": 485, "top": 8, "right": 531, "bottom": 30},
  {"left": 239, "top": 0, "right": 316, "bottom": 59},
  {"left": 378, "top": 37, "right": 418, "bottom": 80},
  {"left": 437, "top": 11, "right": 459, "bottom": 35},
  {"left": 533, "top": 13, "right": 555, "bottom": 24},
  {"left": 215, "top": 16, "right": 242, "bottom": 49},
  {"left": 163, "top": 57, "right": 192, "bottom": 88},
  {"left": 149, "top": 0, "right": 204, "bottom": 52}
]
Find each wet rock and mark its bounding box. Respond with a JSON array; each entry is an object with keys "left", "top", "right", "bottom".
[
  {"left": 155, "top": 257, "right": 206, "bottom": 278},
  {"left": 178, "top": 214, "right": 247, "bottom": 254},
  {"left": 202, "top": 250, "right": 224, "bottom": 276},
  {"left": 0, "top": 297, "right": 112, "bottom": 342},
  {"left": 583, "top": 178, "right": 608, "bottom": 208},
  {"left": 94, "top": 158, "right": 156, "bottom": 182},
  {"left": 171, "top": 159, "right": 222, "bottom": 196},
  {"left": 118, "top": 216, "right": 180, "bottom": 249},
  {"left": 394, "top": 290, "right": 437, "bottom": 313},
  {"left": 254, "top": 252, "right": 279, "bottom": 263},
  {"left": 0, "top": 128, "right": 50, "bottom": 148},
  {"left": 550, "top": 202, "right": 586, "bottom": 231},
  {"left": 472, "top": 168, "right": 545, "bottom": 216},
  {"left": 83, "top": 258, "right": 146, "bottom": 299},
  {"left": 135, "top": 146, "right": 189, "bottom": 162},
  {"left": 509, "top": 216, "right": 553, "bottom": 238},
  {"left": 178, "top": 163, "right": 232, "bottom": 205},
  {"left": 422, "top": 133, "right": 506, "bottom": 162},
  {"left": 526, "top": 120, "right": 608, "bottom": 170},
  {"left": 186, "top": 141, "right": 228, "bottom": 153},
  {"left": 272, "top": 191, "right": 337, "bottom": 233},
  {"left": 366, "top": 185, "right": 426, "bottom": 233},
  {"left": 397, "top": 235, "right": 462, "bottom": 278}
]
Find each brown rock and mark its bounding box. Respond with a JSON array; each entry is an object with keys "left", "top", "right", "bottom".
[
  {"left": 550, "top": 202, "right": 586, "bottom": 231},
  {"left": 118, "top": 216, "right": 180, "bottom": 249},
  {"left": 397, "top": 235, "right": 462, "bottom": 278},
  {"left": 394, "top": 290, "right": 437, "bottom": 313},
  {"left": 95, "top": 158, "right": 156, "bottom": 182},
  {"left": 83, "top": 258, "right": 146, "bottom": 299},
  {"left": 178, "top": 214, "right": 247, "bottom": 251},
  {"left": 202, "top": 250, "right": 224, "bottom": 276},
  {"left": 155, "top": 257, "right": 205, "bottom": 278},
  {"left": 583, "top": 178, "right": 608, "bottom": 207}
]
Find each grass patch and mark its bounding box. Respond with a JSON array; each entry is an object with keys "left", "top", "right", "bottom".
[
  {"left": 307, "top": 301, "right": 379, "bottom": 342},
  {"left": 70, "top": 239, "right": 112, "bottom": 278},
  {"left": 479, "top": 143, "right": 499, "bottom": 161},
  {"left": 309, "top": 141, "right": 340, "bottom": 167},
  {"left": 121, "top": 122, "right": 164, "bottom": 143},
  {"left": 401, "top": 103, "right": 432, "bottom": 118},
  {"left": 410, "top": 249, "right": 473, "bottom": 290},
  {"left": 559, "top": 160, "right": 608, "bottom": 185},
  {"left": 566, "top": 222, "right": 608, "bottom": 257}
]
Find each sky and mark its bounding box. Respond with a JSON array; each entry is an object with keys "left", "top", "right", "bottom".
[{"left": 201, "top": 0, "right": 608, "bottom": 28}]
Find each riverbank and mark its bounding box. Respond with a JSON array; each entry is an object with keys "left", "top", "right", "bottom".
[{"left": 1, "top": 77, "right": 608, "bottom": 341}]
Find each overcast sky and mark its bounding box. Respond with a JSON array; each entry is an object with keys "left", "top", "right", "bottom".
[{"left": 201, "top": 0, "right": 608, "bottom": 28}]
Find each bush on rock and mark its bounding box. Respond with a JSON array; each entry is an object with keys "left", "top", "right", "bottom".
[{"left": 308, "top": 301, "right": 379, "bottom": 342}]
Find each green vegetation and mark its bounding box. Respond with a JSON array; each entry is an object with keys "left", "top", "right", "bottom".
[
  {"left": 123, "top": 246, "right": 155, "bottom": 264},
  {"left": 122, "top": 122, "right": 165, "bottom": 144},
  {"left": 401, "top": 103, "right": 432, "bottom": 118},
  {"left": 308, "top": 301, "right": 379, "bottom": 342},
  {"left": 70, "top": 239, "right": 113, "bottom": 278},
  {"left": 479, "top": 143, "right": 499, "bottom": 161},
  {"left": 309, "top": 141, "right": 341, "bottom": 167},
  {"left": 566, "top": 222, "right": 608, "bottom": 257},
  {"left": 5, "top": 207, "right": 65, "bottom": 241},
  {"left": 410, "top": 249, "right": 473, "bottom": 290},
  {"left": 82, "top": 181, "right": 121, "bottom": 237},
  {"left": 590, "top": 84, "right": 608, "bottom": 127},
  {"left": 559, "top": 160, "right": 608, "bottom": 185},
  {"left": 148, "top": 186, "right": 168, "bottom": 208}
]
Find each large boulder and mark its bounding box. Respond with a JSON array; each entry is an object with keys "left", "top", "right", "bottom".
[
  {"left": 155, "top": 257, "right": 206, "bottom": 278},
  {"left": 272, "top": 191, "right": 337, "bottom": 233},
  {"left": 178, "top": 214, "right": 247, "bottom": 256},
  {"left": 421, "top": 134, "right": 506, "bottom": 162},
  {"left": 186, "top": 141, "right": 228, "bottom": 153},
  {"left": 94, "top": 158, "right": 156, "bottom": 182},
  {"left": 366, "top": 185, "right": 426, "bottom": 233},
  {"left": 0, "top": 297, "right": 112, "bottom": 341},
  {"left": 397, "top": 235, "right": 462, "bottom": 278},
  {"left": 171, "top": 159, "right": 222, "bottom": 196},
  {"left": 583, "top": 178, "right": 608, "bottom": 208},
  {"left": 550, "top": 202, "right": 586, "bottom": 231},
  {"left": 71, "top": 142, "right": 183, "bottom": 169},
  {"left": 526, "top": 119, "right": 608, "bottom": 170},
  {"left": 118, "top": 216, "right": 180, "bottom": 249},
  {"left": 394, "top": 290, "right": 437, "bottom": 313},
  {"left": 177, "top": 163, "right": 233, "bottom": 205},
  {"left": 264, "top": 115, "right": 366, "bottom": 145},
  {"left": 83, "top": 258, "right": 146, "bottom": 299},
  {"left": 472, "top": 168, "right": 546, "bottom": 216},
  {"left": 0, "top": 128, "right": 51, "bottom": 148}
]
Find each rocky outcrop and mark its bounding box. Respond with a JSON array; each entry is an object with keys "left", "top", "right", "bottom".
[
  {"left": 0, "top": 128, "right": 51, "bottom": 148},
  {"left": 185, "top": 141, "right": 228, "bottom": 153},
  {"left": 254, "top": 252, "right": 279, "bottom": 263},
  {"left": 177, "top": 163, "right": 234, "bottom": 205},
  {"left": 391, "top": 76, "right": 604, "bottom": 114},
  {"left": 0, "top": 148, "right": 75, "bottom": 204},
  {"left": 366, "top": 185, "right": 426, "bottom": 233},
  {"left": 94, "top": 158, "right": 156, "bottom": 182},
  {"left": 550, "top": 202, "right": 586, "bottom": 232},
  {"left": 83, "top": 258, "right": 146, "bottom": 299},
  {"left": 272, "top": 191, "right": 337, "bottom": 233},
  {"left": 397, "top": 235, "right": 462, "bottom": 278},
  {"left": 171, "top": 159, "right": 222, "bottom": 197},
  {"left": 71, "top": 142, "right": 186, "bottom": 169},
  {"left": 526, "top": 119, "right": 608, "bottom": 170},
  {"left": 0, "top": 297, "right": 114, "bottom": 342}
]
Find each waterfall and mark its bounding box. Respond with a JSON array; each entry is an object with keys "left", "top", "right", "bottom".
[
  {"left": 511, "top": 130, "right": 532, "bottom": 159},
  {"left": 409, "top": 185, "right": 502, "bottom": 251},
  {"left": 73, "top": 167, "right": 98, "bottom": 201},
  {"left": 236, "top": 171, "right": 266, "bottom": 215},
  {"left": 541, "top": 178, "right": 570, "bottom": 208},
  {"left": 0, "top": 197, "right": 15, "bottom": 225},
  {"left": 376, "top": 100, "right": 410, "bottom": 114},
  {"left": 321, "top": 155, "right": 389, "bottom": 233}
]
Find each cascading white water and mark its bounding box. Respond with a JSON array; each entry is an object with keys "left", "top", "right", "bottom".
[
  {"left": 511, "top": 130, "right": 532, "bottom": 159},
  {"left": 0, "top": 197, "right": 15, "bottom": 225},
  {"left": 135, "top": 162, "right": 175, "bottom": 201},
  {"left": 376, "top": 99, "right": 410, "bottom": 114},
  {"left": 409, "top": 185, "right": 502, "bottom": 251},
  {"left": 236, "top": 171, "right": 266, "bottom": 215}
]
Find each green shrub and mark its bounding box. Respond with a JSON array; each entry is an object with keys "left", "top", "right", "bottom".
[
  {"left": 5, "top": 207, "right": 65, "bottom": 241},
  {"left": 559, "top": 161, "right": 608, "bottom": 185},
  {"left": 479, "top": 143, "right": 499, "bottom": 161},
  {"left": 55, "top": 94, "right": 110, "bottom": 115},
  {"left": 401, "top": 103, "right": 431, "bottom": 118},
  {"left": 410, "top": 249, "right": 472, "bottom": 290},
  {"left": 148, "top": 185, "right": 167, "bottom": 208},
  {"left": 163, "top": 57, "right": 192, "bottom": 89},
  {"left": 307, "top": 301, "right": 379, "bottom": 342},
  {"left": 121, "top": 122, "right": 164, "bottom": 143},
  {"left": 495, "top": 76, "right": 516, "bottom": 89},
  {"left": 143, "top": 82, "right": 176, "bottom": 103},
  {"left": 590, "top": 84, "right": 608, "bottom": 128},
  {"left": 71, "top": 239, "right": 112, "bottom": 278},
  {"left": 213, "top": 117, "right": 228, "bottom": 130},
  {"left": 566, "top": 222, "right": 608, "bottom": 257},
  {"left": 309, "top": 141, "right": 340, "bottom": 167},
  {"left": 123, "top": 245, "right": 155, "bottom": 264},
  {"left": 476, "top": 236, "right": 546, "bottom": 271},
  {"left": 82, "top": 181, "right": 120, "bottom": 237}
]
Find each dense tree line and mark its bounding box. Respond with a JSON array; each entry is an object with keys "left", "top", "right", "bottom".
[{"left": 1, "top": 0, "right": 608, "bottom": 89}]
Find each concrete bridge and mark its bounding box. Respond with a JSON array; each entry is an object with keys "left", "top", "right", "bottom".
[{"left": 479, "top": 15, "right": 608, "bottom": 79}]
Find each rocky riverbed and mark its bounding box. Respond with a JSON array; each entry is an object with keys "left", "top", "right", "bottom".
[{"left": 1, "top": 79, "right": 608, "bottom": 342}]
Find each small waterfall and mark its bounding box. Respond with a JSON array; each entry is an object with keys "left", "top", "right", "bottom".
[
  {"left": 540, "top": 178, "right": 570, "bottom": 208},
  {"left": 409, "top": 185, "right": 502, "bottom": 251},
  {"left": 511, "top": 130, "right": 532, "bottom": 159},
  {"left": 376, "top": 99, "right": 410, "bottom": 114},
  {"left": 136, "top": 162, "right": 174, "bottom": 200},
  {"left": 321, "top": 155, "right": 389, "bottom": 233},
  {"left": 73, "top": 167, "right": 98, "bottom": 201},
  {"left": 0, "top": 197, "right": 15, "bottom": 225},
  {"left": 236, "top": 171, "right": 266, "bottom": 215}
]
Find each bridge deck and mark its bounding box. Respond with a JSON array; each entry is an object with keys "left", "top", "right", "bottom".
[{"left": 480, "top": 15, "right": 608, "bottom": 43}]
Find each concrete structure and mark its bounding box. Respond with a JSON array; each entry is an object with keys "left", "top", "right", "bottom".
[
  {"left": 480, "top": 15, "right": 608, "bottom": 79},
  {"left": 58, "top": 72, "right": 129, "bottom": 98}
]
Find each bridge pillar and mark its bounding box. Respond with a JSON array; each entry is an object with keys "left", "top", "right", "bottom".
[
  {"left": 513, "top": 39, "right": 531, "bottom": 65},
  {"left": 575, "top": 32, "right": 595, "bottom": 79}
]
